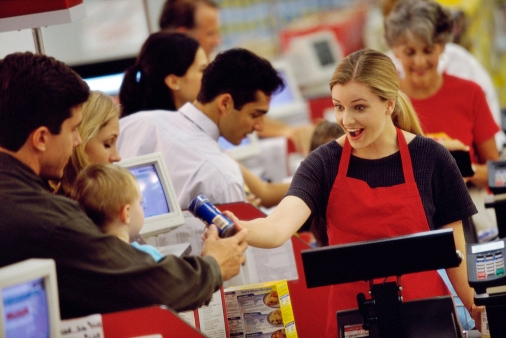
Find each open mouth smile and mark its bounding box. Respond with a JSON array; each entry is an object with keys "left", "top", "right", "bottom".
[{"left": 347, "top": 128, "right": 364, "bottom": 139}]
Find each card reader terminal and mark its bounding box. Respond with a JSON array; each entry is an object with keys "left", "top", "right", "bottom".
[{"left": 466, "top": 239, "right": 506, "bottom": 294}]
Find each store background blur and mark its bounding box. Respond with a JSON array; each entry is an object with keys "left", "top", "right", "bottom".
[{"left": 2, "top": 0, "right": 504, "bottom": 126}]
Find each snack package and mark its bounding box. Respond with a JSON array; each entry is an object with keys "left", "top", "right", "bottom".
[{"left": 224, "top": 280, "right": 297, "bottom": 338}]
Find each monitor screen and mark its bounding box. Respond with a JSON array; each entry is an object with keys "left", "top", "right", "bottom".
[
  {"left": 0, "top": 259, "right": 61, "bottom": 338},
  {"left": 284, "top": 30, "right": 343, "bottom": 97},
  {"left": 2, "top": 278, "right": 50, "bottom": 337},
  {"left": 117, "top": 152, "right": 185, "bottom": 238},
  {"left": 129, "top": 163, "right": 171, "bottom": 217},
  {"left": 268, "top": 59, "right": 309, "bottom": 123},
  {"left": 82, "top": 72, "right": 125, "bottom": 96},
  {"left": 269, "top": 69, "right": 296, "bottom": 109},
  {"left": 71, "top": 57, "right": 135, "bottom": 98},
  {"left": 313, "top": 39, "right": 335, "bottom": 67},
  {"left": 218, "top": 133, "right": 261, "bottom": 162}
]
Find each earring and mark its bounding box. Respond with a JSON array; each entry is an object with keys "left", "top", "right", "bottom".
[{"left": 174, "top": 86, "right": 180, "bottom": 91}]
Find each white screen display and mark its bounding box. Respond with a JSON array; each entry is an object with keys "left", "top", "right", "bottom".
[
  {"left": 83, "top": 72, "right": 125, "bottom": 96},
  {"left": 269, "top": 70, "right": 295, "bottom": 109},
  {"left": 129, "top": 164, "right": 170, "bottom": 217},
  {"left": 2, "top": 277, "right": 49, "bottom": 338},
  {"left": 472, "top": 240, "right": 505, "bottom": 254}
]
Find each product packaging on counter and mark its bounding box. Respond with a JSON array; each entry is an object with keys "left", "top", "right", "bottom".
[{"left": 224, "top": 279, "right": 297, "bottom": 338}]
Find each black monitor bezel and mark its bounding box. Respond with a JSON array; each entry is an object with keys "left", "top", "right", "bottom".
[
  {"left": 302, "top": 228, "right": 461, "bottom": 288},
  {"left": 70, "top": 57, "right": 136, "bottom": 79}
]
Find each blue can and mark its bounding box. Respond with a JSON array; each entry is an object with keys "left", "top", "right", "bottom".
[{"left": 189, "top": 195, "right": 236, "bottom": 238}]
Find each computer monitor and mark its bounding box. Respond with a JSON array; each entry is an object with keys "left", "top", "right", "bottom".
[
  {"left": 218, "top": 133, "right": 261, "bottom": 162},
  {"left": 117, "top": 152, "right": 185, "bottom": 238},
  {"left": 0, "top": 259, "right": 61, "bottom": 338},
  {"left": 284, "top": 30, "right": 343, "bottom": 97},
  {"left": 72, "top": 57, "right": 135, "bottom": 97},
  {"left": 302, "top": 228, "right": 461, "bottom": 288},
  {"left": 268, "top": 60, "right": 309, "bottom": 124},
  {"left": 82, "top": 73, "right": 125, "bottom": 96}
]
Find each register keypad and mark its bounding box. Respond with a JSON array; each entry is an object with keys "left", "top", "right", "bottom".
[{"left": 475, "top": 251, "right": 505, "bottom": 280}]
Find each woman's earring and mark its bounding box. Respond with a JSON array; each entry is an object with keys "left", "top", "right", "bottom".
[{"left": 174, "top": 86, "right": 180, "bottom": 91}]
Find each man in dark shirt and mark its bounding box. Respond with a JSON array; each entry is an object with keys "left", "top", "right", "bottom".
[{"left": 0, "top": 52, "right": 248, "bottom": 319}]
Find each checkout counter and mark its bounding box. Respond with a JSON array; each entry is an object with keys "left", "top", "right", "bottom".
[{"left": 302, "top": 228, "right": 476, "bottom": 337}]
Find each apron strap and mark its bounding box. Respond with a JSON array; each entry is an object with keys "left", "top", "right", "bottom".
[{"left": 338, "top": 127, "right": 415, "bottom": 184}]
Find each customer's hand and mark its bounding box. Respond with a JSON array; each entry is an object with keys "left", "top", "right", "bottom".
[{"left": 201, "top": 224, "right": 248, "bottom": 281}]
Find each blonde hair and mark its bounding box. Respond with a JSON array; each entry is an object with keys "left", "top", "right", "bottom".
[
  {"left": 71, "top": 163, "right": 139, "bottom": 229},
  {"left": 59, "top": 91, "right": 121, "bottom": 195},
  {"left": 329, "top": 48, "right": 423, "bottom": 135}
]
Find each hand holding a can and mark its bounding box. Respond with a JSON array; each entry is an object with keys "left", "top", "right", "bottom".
[
  {"left": 189, "top": 195, "right": 237, "bottom": 238},
  {"left": 200, "top": 223, "right": 248, "bottom": 281}
]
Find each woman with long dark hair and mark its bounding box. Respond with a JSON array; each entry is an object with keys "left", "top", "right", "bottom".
[{"left": 120, "top": 31, "right": 207, "bottom": 116}]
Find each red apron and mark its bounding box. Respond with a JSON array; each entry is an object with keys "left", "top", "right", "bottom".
[{"left": 325, "top": 128, "right": 450, "bottom": 337}]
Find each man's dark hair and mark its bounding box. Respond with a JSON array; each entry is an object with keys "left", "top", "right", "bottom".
[
  {"left": 197, "top": 48, "right": 285, "bottom": 110},
  {"left": 159, "top": 0, "right": 219, "bottom": 31},
  {"left": 120, "top": 32, "right": 200, "bottom": 116},
  {"left": 0, "top": 52, "right": 89, "bottom": 151}
]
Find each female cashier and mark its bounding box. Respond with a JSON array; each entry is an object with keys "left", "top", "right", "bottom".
[{"left": 225, "top": 48, "right": 481, "bottom": 337}]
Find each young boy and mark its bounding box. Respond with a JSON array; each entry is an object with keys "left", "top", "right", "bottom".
[{"left": 71, "top": 163, "right": 163, "bottom": 262}]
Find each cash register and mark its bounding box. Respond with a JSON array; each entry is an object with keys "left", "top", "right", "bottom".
[
  {"left": 466, "top": 237, "right": 506, "bottom": 337},
  {"left": 466, "top": 214, "right": 506, "bottom": 337},
  {"left": 301, "top": 229, "right": 465, "bottom": 337},
  {"left": 458, "top": 160, "right": 506, "bottom": 337}
]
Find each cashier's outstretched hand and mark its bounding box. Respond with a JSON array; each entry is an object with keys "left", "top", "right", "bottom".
[{"left": 201, "top": 224, "right": 248, "bottom": 281}]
